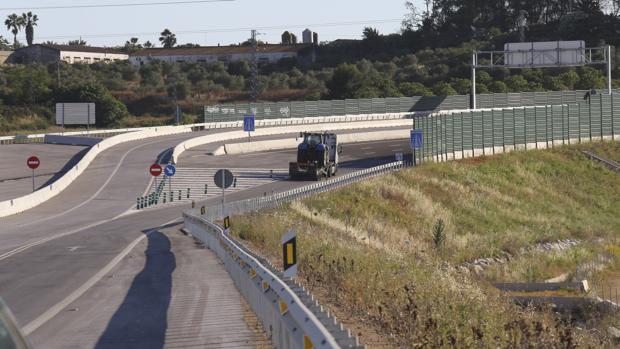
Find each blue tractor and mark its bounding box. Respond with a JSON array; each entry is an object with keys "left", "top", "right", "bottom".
[{"left": 289, "top": 132, "right": 341, "bottom": 181}]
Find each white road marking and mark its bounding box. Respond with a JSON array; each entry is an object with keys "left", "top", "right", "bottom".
[
  {"left": 21, "top": 218, "right": 181, "bottom": 336},
  {"left": 67, "top": 246, "right": 82, "bottom": 252},
  {"left": 364, "top": 152, "right": 377, "bottom": 155}
]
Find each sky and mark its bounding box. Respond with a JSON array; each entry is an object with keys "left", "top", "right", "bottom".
[{"left": 1, "top": 0, "right": 424, "bottom": 48}]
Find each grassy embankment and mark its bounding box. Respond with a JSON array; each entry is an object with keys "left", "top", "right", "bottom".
[{"left": 229, "top": 141, "right": 620, "bottom": 348}]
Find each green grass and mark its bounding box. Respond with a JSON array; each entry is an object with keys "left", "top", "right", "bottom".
[{"left": 230, "top": 141, "right": 620, "bottom": 348}]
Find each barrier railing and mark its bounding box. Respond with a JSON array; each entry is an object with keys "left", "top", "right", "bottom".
[
  {"left": 415, "top": 94, "right": 619, "bottom": 163},
  {"left": 202, "top": 161, "right": 410, "bottom": 221},
  {"left": 183, "top": 214, "right": 361, "bottom": 349},
  {"left": 204, "top": 89, "right": 619, "bottom": 122},
  {"left": 183, "top": 161, "right": 410, "bottom": 348}
]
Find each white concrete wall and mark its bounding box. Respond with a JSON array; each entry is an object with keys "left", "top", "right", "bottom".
[{"left": 61, "top": 50, "right": 128, "bottom": 64}]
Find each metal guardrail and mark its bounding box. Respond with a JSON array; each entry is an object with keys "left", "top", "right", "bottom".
[
  {"left": 183, "top": 214, "right": 360, "bottom": 349},
  {"left": 183, "top": 161, "right": 411, "bottom": 349},
  {"left": 582, "top": 150, "right": 620, "bottom": 172},
  {"left": 203, "top": 161, "right": 411, "bottom": 221}
]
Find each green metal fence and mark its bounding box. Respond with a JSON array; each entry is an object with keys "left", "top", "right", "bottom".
[
  {"left": 204, "top": 89, "right": 619, "bottom": 122},
  {"left": 414, "top": 94, "right": 619, "bottom": 163}
]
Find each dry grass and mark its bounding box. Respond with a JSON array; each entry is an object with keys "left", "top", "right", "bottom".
[{"left": 229, "top": 141, "right": 620, "bottom": 348}]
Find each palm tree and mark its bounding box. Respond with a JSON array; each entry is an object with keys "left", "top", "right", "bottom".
[
  {"left": 4, "top": 14, "right": 25, "bottom": 48},
  {"left": 159, "top": 29, "right": 177, "bottom": 48},
  {"left": 22, "top": 12, "right": 38, "bottom": 46}
]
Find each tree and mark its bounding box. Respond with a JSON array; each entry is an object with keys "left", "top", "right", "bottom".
[
  {"left": 143, "top": 41, "right": 154, "bottom": 49},
  {"left": 4, "top": 14, "right": 25, "bottom": 48},
  {"left": 159, "top": 29, "right": 177, "bottom": 48},
  {"left": 55, "top": 82, "right": 129, "bottom": 127},
  {"left": 123, "top": 37, "right": 142, "bottom": 52},
  {"left": 326, "top": 63, "right": 364, "bottom": 99},
  {"left": 362, "top": 27, "right": 380, "bottom": 41},
  {"left": 21, "top": 12, "right": 38, "bottom": 46},
  {"left": 68, "top": 39, "right": 87, "bottom": 46},
  {"left": 0, "top": 36, "right": 11, "bottom": 50}
]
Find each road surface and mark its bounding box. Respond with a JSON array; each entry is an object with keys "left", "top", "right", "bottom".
[{"left": 0, "top": 125, "right": 410, "bottom": 347}]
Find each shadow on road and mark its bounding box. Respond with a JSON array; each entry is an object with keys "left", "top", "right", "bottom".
[
  {"left": 40, "top": 147, "right": 91, "bottom": 189},
  {"left": 94, "top": 225, "right": 177, "bottom": 349}
]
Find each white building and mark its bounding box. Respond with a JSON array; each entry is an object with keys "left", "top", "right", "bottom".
[
  {"left": 130, "top": 44, "right": 315, "bottom": 67},
  {"left": 8, "top": 44, "right": 128, "bottom": 64}
]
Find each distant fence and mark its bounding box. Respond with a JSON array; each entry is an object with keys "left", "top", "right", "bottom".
[
  {"left": 415, "top": 94, "right": 619, "bottom": 162},
  {"left": 204, "top": 89, "right": 619, "bottom": 122}
]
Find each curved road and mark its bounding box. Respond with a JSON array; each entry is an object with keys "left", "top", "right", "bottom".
[{"left": 0, "top": 125, "right": 410, "bottom": 348}]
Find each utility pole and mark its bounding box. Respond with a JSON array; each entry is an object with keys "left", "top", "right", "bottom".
[{"left": 250, "top": 29, "right": 263, "bottom": 102}]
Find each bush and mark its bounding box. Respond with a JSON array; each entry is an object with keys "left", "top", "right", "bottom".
[{"left": 55, "top": 82, "right": 129, "bottom": 127}]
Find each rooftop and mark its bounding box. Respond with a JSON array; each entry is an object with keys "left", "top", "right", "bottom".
[
  {"left": 131, "top": 44, "right": 311, "bottom": 57},
  {"left": 34, "top": 44, "right": 126, "bottom": 55}
]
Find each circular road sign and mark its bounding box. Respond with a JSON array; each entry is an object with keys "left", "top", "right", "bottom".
[
  {"left": 150, "top": 164, "right": 163, "bottom": 177},
  {"left": 214, "top": 169, "right": 234, "bottom": 189},
  {"left": 27, "top": 156, "right": 40, "bottom": 170},
  {"left": 164, "top": 164, "right": 177, "bottom": 177}
]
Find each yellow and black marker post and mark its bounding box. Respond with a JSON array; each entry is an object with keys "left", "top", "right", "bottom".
[
  {"left": 223, "top": 216, "right": 231, "bottom": 231},
  {"left": 281, "top": 229, "right": 297, "bottom": 278}
]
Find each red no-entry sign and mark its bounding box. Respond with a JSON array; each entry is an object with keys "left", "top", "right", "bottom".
[
  {"left": 27, "top": 156, "right": 40, "bottom": 170},
  {"left": 150, "top": 164, "right": 163, "bottom": 177}
]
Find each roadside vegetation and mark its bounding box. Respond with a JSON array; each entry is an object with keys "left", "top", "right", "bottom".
[
  {"left": 229, "top": 141, "right": 620, "bottom": 348},
  {"left": 5, "top": 2, "right": 620, "bottom": 133}
]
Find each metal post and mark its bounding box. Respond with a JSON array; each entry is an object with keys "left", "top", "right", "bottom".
[
  {"left": 31, "top": 168, "right": 35, "bottom": 192},
  {"left": 169, "top": 176, "right": 172, "bottom": 202},
  {"left": 178, "top": 190, "right": 182, "bottom": 201},
  {"left": 221, "top": 171, "right": 226, "bottom": 219},
  {"left": 187, "top": 188, "right": 190, "bottom": 199},
  {"left": 204, "top": 184, "right": 208, "bottom": 195},
  {"left": 608, "top": 45, "right": 613, "bottom": 95},
  {"left": 471, "top": 52, "right": 477, "bottom": 110}
]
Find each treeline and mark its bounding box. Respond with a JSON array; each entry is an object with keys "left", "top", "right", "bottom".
[{"left": 0, "top": 46, "right": 615, "bottom": 133}]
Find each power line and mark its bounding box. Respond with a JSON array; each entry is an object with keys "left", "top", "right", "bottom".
[
  {"left": 35, "top": 19, "right": 402, "bottom": 41},
  {"left": 0, "top": 0, "right": 234, "bottom": 11}
]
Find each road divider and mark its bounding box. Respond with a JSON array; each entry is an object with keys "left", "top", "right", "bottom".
[
  {"left": 172, "top": 118, "right": 414, "bottom": 163},
  {"left": 214, "top": 129, "right": 410, "bottom": 156}
]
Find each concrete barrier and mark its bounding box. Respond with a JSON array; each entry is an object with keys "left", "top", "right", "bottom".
[
  {"left": 215, "top": 129, "right": 410, "bottom": 156},
  {"left": 172, "top": 119, "right": 413, "bottom": 163},
  {"left": 0, "top": 126, "right": 192, "bottom": 218},
  {"left": 44, "top": 134, "right": 102, "bottom": 146}
]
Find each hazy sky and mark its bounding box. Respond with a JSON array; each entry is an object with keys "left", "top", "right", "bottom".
[{"left": 2, "top": 1, "right": 424, "bottom": 47}]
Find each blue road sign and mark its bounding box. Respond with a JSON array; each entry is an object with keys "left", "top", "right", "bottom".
[
  {"left": 410, "top": 129, "right": 423, "bottom": 149},
  {"left": 243, "top": 114, "right": 255, "bottom": 132},
  {"left": 164, "top": 164, "right": 176, "bottom": 177}
]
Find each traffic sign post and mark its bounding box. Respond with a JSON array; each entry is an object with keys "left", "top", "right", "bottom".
[
  {"left": 282, "top": 229, "right": 297, "bottom": 278},
  {"left": 214, "top": 169, "right": 234, "bottom": 219},
  {"left": 410, "top": 129, "right": 423, "bottom": 166},
  {"left": 243, "top": 114, "right": 255, "bottom": 142},
  {"left": 164, "top": 164, "right": 176, "bottom": 203},
  {"left": 27, "top": 156, "right": 40, "bottom": 192},
  {"left": 150, "top": 164, "right": 163, "bottom": 190}
]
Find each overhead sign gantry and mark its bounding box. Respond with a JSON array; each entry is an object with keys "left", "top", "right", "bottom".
[{"left": 471, "top": 41, "right": 612, "bottom": 109}]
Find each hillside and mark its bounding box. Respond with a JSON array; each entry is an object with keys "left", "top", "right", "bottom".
[{"left": 230, "top": 141, "right": 620, "bottom": 348}]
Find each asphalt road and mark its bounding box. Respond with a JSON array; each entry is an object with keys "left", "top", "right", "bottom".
[
  {"left": 0, "top": 125, "right": 411, "bottom": 348},
  {"left": 0, "top": 143, "right": 88, "bottom": 201}
]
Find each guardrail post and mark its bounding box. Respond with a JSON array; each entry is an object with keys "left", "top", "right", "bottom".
[
  {"left": 204, "top": 184, "right": 208, "bottom": 195},
  {"left": 136, "top": 198, "right": 140, "bottom": 210},
  {"left": 178, "top": 190, "right": 182, "bottom": 201},
  {"left": 163, "top": 192, "right": 167, "bottom": 203},
  {"left": 187, "top": 188, "right": 191, "bottom": 199}
]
